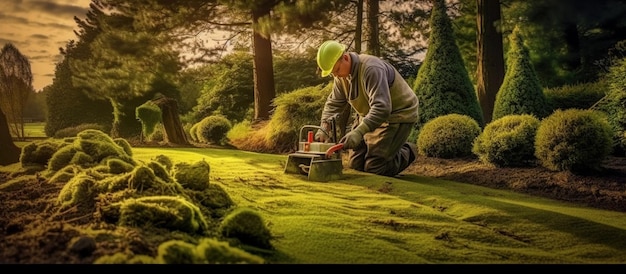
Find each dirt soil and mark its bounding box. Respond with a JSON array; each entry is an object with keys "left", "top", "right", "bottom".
[
  {"left": 403, "top": 155, "right": 626, "bottom": 212},
  {"left": 1, "top": 154, "right": 626, "bottom": 264}
]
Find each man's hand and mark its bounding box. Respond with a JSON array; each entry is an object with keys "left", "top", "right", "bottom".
[
  {"left": 315, "top": 121, "right": 331, "bottom": 142},
  {"left": 339, "top": 123, "right": 370, "bottom": 149},
  {"left": 315, "top": 129, "right": 328, "bottom": 142}
]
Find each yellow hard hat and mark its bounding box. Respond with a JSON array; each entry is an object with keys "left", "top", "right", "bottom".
[{"left": 316, "top": 40, "right": 346, "bottom": 77}]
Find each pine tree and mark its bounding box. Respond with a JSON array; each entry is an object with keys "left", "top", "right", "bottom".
[
  {"left": 492, "top": 25, "right": 550, "bottom": 121},
  {"left": 413, "top": 0, "right": 484, "bottom": 128}
]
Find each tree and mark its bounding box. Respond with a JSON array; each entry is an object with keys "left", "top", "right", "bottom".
[
  {"left": 476, "top": 0, "right": 505, "bottom": 124},
  {"left": 366, "top": 0, "right": 380, "bottom": 56},
  {"left": 69, "top": 1, "right": 184, "bottom": 139},
  {"left": 0, "top": 43, "right": 33, "bottom": 141},
  {"left": 413, "top": 0, "right": 484, "bottom": 128},
  {"left": 0, "top": 107, "right": 20, "bottom": 165},
  {"left": 504, "top": 0, "right": 626, "bottom": 87},
  {"left": 492, "top": 26, "right": 549, "bottom": 121},
  {"left": 250, "top": 2, "right": 276, "bottom": 121}
]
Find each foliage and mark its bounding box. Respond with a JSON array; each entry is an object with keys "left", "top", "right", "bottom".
[
  {"left": 53, "top": 123, "right": 109, "bottom": 139},
  {"left": 544, "top": 80, "right": 609, "bottom": 111},
  {"left": 196, "top": 115, "right": 232, "bottom": 145},
  {"left": 0, "top": 43, "right": 34, "bottom": 140},
  {"left": 44, "top": 44, "right": 114, "bottom": 138},
  {"left": 534, "top": 109, "right": 613, "bottom": 172},
  {"left": 593, "top": 57, "right": 626, "bottom": 156},
  {"left": 187, "top": 50, "right": 328, "bottom": 127},
  {"left": 135, "top": 100, "right": 163, "bottom": 140},
  {"left": 272, "top": 50, "right": 329, "bottom": 94},
  {"left": 189, "top": 51, "right": 255, "bottom": 125},
  {"left": 472, "top": 114, "right": 541, "bottom": 167},
  {"left": 188, "top": 123, "right": 200, "bottom": 143},
  {"left": 22, "top": 90, "right": 46, "bottom": 122},
  {"left": 264, "top": 84, "right": 330, "bottom": 153},
  {"left": 492, "top": 26, "right": 550, "bottom": 121},
  {"left": 417, "top": 113, "right": 481, "bottom": 159},
  {"left": 412, "top": 0, "right": 484, "bottom": 128},
  {"left": 503, "top": 0, "right": 626, "bottom": 88},
  {"left": 227, "top": 120, "right": 273, "bottom": 153},
  {"left": 66, "top": 2, "right": 182, "bottom": 139}
]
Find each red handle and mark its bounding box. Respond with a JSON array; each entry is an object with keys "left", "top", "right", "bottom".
[{"left": 325, "top": 143, "right": 344, "bottom": 158}]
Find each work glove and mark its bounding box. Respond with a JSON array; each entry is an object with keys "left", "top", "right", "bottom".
[
  {"left": 339, "top": 123, "right": 370, "bottom": 150},
  {"left": 315, "top": 121, "right": 331, "bottom": 142}
]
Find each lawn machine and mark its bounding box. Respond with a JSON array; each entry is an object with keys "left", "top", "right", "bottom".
[{"left": 284, "top": 115, "right": 344, "bottom": 182}]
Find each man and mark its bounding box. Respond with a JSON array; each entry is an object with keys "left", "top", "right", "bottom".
[{"left": 315, "top": 40, "right": 419, "bottom": 177}]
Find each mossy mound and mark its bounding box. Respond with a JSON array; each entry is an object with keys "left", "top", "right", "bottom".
[
  {"left": 219, "top": 207, "right": 273, "bottom": 249},
  {"left": 114, "top": 196, "right": 209, "bottom": 234},
  {"left": 43, "top": 129, "right": 136, "bottom": 178},
  {"left": 172, "top": 160, "right": 211, "bottom": 191},
  {"left": 95, "top": 237, "right": 264, "bottom": 264}
]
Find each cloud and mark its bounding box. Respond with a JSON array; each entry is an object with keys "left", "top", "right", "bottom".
[{"left": 0, "top": 0, "right": 91, "bottom": 91}]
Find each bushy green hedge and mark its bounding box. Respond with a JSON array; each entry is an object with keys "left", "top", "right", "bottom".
[
  {"left": 53, "top": 123, "right": 108, "bottom": 138},
  {"left": 196, "top": 115, "right": 232, "bottom": 145},
  {"left": 534, "top": 109, "right": 613, "bottom": 172},
  {"left": 544, "top": 80, "right": 608, "bottom": 111},
  {"left": 472, "top": 114, "right": 541, "bottom": 167},
  {"left": 417, "top": 114, "right": 481, "bottom": 158}
]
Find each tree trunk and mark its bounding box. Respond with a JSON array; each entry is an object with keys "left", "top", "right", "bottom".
[
  {"left": 153, "top": 97, "right": 189, "bottom": 146},
  {"left": 366, "top": 0, "right": 380, "bottom": 56},
  {"left": 251, "top": 7, "right": 276, "bottom": 121},
  {"left": 355, "top": 0, "right": 364, "bottom": 53},
  {"left": 0, "top": 107, "right": 20, "bottom": 165},
  {"left": 476, "top": 0, "right": 505, "bottom": 124}
]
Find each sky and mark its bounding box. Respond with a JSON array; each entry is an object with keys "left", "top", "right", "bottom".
[{"left": 0, "top": 0, "right": 92, "bottom": 91}]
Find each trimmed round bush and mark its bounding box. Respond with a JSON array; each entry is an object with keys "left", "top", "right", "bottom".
[
  {"left": 534, "top": 109, "right": 613, "bottom": 172},
  {"left": 196, "top": 115, "right": 232, "bottom": 144},
  {"left": 472, "top": 114, "right": 541, "bottom": 167},
  {"left": 417, "top": 114, "right": 481, "bottom": 158}
]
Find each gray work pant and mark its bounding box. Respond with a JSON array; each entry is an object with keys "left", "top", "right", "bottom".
[{"left": 347, "top": 121, "right": 416, "bottom": 177}]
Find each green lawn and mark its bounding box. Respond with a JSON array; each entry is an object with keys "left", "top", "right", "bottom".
[
  {"left": 10, "top": 122, "right": 46, "bottom": 139},
  {"left": 128, "top": 147, "right": 626, "bottom": 263},
  {"left": 3, "top": 129, "right": 626, "bottom": 263}
]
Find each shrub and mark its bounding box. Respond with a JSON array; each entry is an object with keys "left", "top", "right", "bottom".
[
  {"left": 188, "top": 123, "right": 200, "bottom": 142},
  {"left": 592, "top": 58, "right": 626, "bottom": 156},
  {"left": 196, "top": 115, "right": 232, "bottom": 145},
  {"left": 472, "top": 114, "right": 541, "bottom": 167},
  {"left": 135, "top": 100, "right": 162, "bottom": 140},
  {"left": 417, "top": 114, "right": 481, "bottom": 158},
  {"left": 534, "top": 109, "right": 613, "bottom": 172},
  {"left": 492, "top": 26, "right": 550, "bottom": 121},
  {"left": 264, "top": 84, "right": 330, "bottom": 153},
  {"left": 44, "top": 72, "right": 113, "bottom": 138},
  {"left": 412, "top": 0, "right": 484, "bottom": 128},
  {"left": 54, "top": 123, "right": 108, "bottom": 138},
  {"left": 544, "top": 80, "right": 608, "bottom": 111}
]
